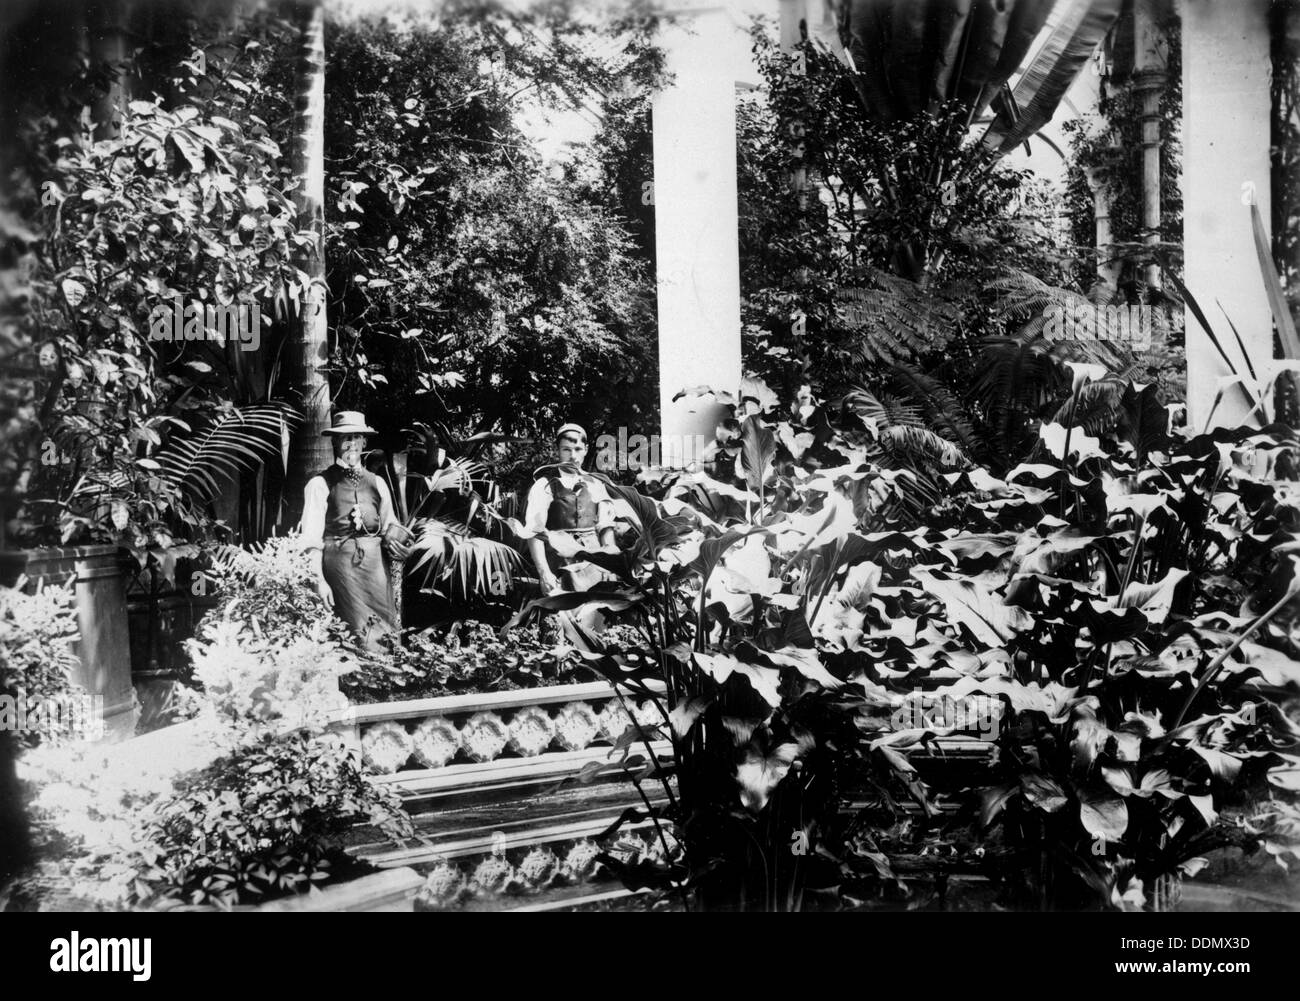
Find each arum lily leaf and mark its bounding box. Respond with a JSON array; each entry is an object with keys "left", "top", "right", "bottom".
[
  {"left": 1079, "top": 789, "right": 1129, "bottom": 841},
  {"left": 913, "top": 569, "right": 1033, "bottom": 646}
]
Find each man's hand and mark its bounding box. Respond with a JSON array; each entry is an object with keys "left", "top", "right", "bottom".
[
  {"left": 315, "top": 576, "right": 335, "bottom": 608},
  {"left": 539, "top": 570, "right": 561, "bottom": 596},
  {"left": 383, "top": 523, "right": 413, "bottom": 561}
]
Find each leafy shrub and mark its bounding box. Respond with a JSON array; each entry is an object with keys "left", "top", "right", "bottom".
[
  {"left": 12, "top": 95, "right": 303, "bottom": 551},
  {"left": 16, "top": 737, "right": 193, "bottom": 909},
  {"left": 182, "top": 615, "right": 354, "bottom": 739},
  {"left": 341, "top": 620, "right": 599, "bottom": 703},
  {"left": 0, "top": 580, "right": 85, "bottom": 749},
  {"left": 127, "top": 730, "right": 411, "bottom": 909},
  {"left": 116, "top": 537, "right": 414, "bottom": 908},
  {"left": 196, "top": 535, "right": 355, "bottom": 651},
  {"left": 323, "top": 11, "right": 662, "bottom": 442}
]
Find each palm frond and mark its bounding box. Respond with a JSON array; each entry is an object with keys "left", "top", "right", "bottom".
[
  {"left": 407, "top": 516, "right": 523, "bottom": 599},
  {"left": 155, "top": 403, "right": 298, "bottom": 507}
]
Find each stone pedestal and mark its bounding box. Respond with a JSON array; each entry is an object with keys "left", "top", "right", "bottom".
[{"left": 1, "top": 545, "right": 139, "bottom": 742}]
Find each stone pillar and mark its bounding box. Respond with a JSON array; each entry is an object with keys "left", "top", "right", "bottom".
[
  {"left": 652, "top": 7, "right": 744, "bottom": 467},
  {"left": 1084, "top": 165, "right": 1121, "bottom": 294},
  {"left": 1133, "top": 0, "right": 1166, "bottom": 293},
  {"left": 1181, "top": 0, "right": 1273, "bottom": 428},
  {"left": 780, "top": 0, "right": 809, "bottom": 204}
]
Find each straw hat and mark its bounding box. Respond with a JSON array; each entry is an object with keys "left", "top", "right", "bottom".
[{"left": 321, "top": 411, "right": 377, "bottom": 436}]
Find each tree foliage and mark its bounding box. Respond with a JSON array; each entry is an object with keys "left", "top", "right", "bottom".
[{"left": 322, "top": 4, "right": 663, "bottom": 448}]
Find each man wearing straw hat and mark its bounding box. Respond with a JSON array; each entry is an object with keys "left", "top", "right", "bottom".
[{"left": 299, "top": 411, "right": 412, "bottom": 650}]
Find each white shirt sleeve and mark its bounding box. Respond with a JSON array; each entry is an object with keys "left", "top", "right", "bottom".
[
  {"left": 523, "top": 478, "right": 553, "bottom": 536},
  {"left": 375, "top": 475, "right": 398, "bottom": 533},
  {"left": 586, "top": 479, "right": 617, "bottom": 531},
  {"left": 299, "top": 476, "right": 329, "bottom": 549}
]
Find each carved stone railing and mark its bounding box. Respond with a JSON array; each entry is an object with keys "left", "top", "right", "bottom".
[
  {"left": 330, "top": 680, "right": 670, "bottom": 778},
  {"left": 329, "top": 680, "right": 1017, "bottom": 909},
  {"left": 332, "top": 680, "right": 677, "bottom": 909}
]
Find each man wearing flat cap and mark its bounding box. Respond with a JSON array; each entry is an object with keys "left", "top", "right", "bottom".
[
  {"left": 522, "top": 422, "right": 617, "bottom": 596},
  {"left": 299, "top": 411, "right": 412, "bottom": 650}
]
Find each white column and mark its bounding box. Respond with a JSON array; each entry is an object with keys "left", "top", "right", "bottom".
[
  {"left": 1181, "top": 0, "right": 1273, "bottom": 428},
  {"left": 653, "top": 7, "right": 744, "bottom": 466}
]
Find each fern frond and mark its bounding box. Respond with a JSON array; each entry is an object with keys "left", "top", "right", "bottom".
[
  {"left": 984, "top": 270, "right": 1092, "bottom": 337},
  {"left": 878, "top": 424, "right": 969, "bottom": 471},
  {"left": 838, "top": 267, "right": 960, "bottom": 365},
  {"left": 1050, "top": 377, "right": 1127, "bottom": 435},
  {"left": 888, "top": 363, "right": 980, "bottom": 458},
  {"left": 842, "top": 386, "right": 923, "bottom": 429}
]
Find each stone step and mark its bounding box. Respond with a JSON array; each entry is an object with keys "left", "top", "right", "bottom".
[{"left": 350, "top": 781, "right": 671, "bottom": 867}]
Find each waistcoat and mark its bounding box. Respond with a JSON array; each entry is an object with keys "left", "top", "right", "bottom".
[
  {"left": 319, "top": 464, "right": 383, "bottom": 539},
  {"left": 546, "top": 475, "right": 598, "bottom": 531}
]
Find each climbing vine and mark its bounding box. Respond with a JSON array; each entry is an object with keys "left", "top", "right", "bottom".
[{"left": 1062, "top": 13, "right": 1183, "bottom": 295}]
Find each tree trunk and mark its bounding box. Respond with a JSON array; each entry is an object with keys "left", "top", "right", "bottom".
[
  {"left": 282, "top": 0, "right": 333, "bottom": 527},
  {"left": 86, "top": 0, "right": 132, "bottom": 141}
]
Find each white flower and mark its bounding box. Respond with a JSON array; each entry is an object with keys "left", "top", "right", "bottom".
[
  {"left": 412, "top": 717, "right": 460, "bottom": 769},
  {"left": 460, "top": 711, "right": 508, "bottom": 763},
  {"left": 508, "top": 705, "right": 556, "bottom": 757},
  {"left": 553, "top": 702, "right": 600, "bottom": 751},
  {"left": 361, "top": 720, "right": 414, "bottom": 773}
]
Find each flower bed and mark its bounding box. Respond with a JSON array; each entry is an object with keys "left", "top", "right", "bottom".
[{"left": 338, "top": 620, "right": 624, "bottom": 704}]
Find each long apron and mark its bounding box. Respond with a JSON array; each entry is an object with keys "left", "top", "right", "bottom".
[
  {"left": 322, "top": 535, "right": 398, "bottom": 651},
  {"left": 545, "top": 527, "right": 613, "bottom": 651}
]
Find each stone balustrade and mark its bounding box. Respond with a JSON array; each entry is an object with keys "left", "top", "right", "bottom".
[{"left": 330, "top": 680, "right": 670, "bottom": 776}]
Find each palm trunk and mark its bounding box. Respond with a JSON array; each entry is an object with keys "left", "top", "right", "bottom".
[{"left": 282, "top": 0, "right": 333, "bottom": 527}]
